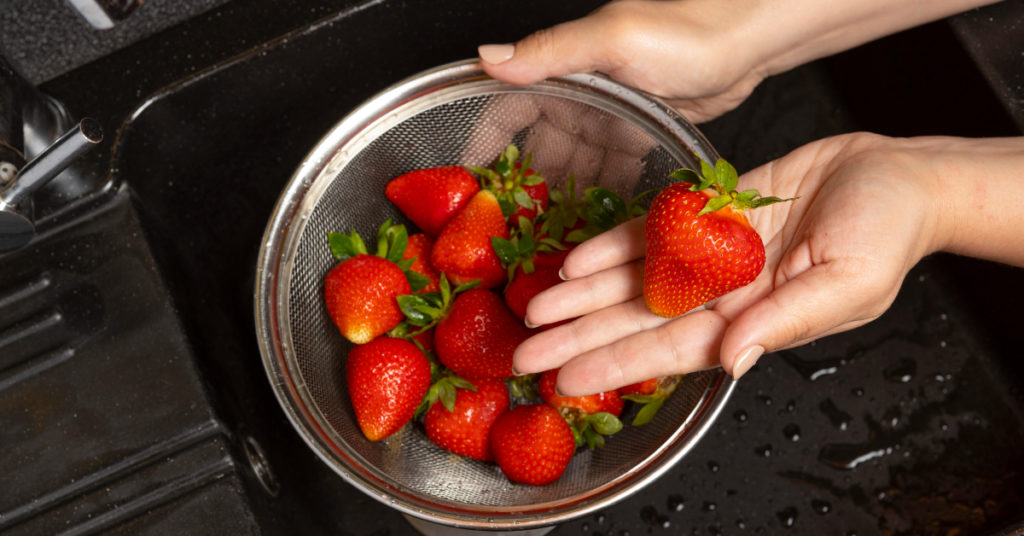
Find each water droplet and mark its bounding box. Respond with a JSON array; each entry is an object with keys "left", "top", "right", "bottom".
[
  {"left": 883, "top": 358, "right": 916, "bottom": 383},
  {"left": 852, "top": 387, "right": 865, "bottom": 397},
  {"left": 736, "top": 519, "right": 747, "bottom": 529},
  {"left": 811, "top": 499, "right": 831, "bottom": 514},
  {"left": 776, "top": 507, "right": 798, "bottom": 528},
  {"left": 734, "top": 409, "right": 748, "bottom": 423},
  {"left": 667, "top": 494, "right": 685, "bottom": 512},
  {"left": 640, "top": 506, "right": 669, "bottom": 528},
  {"left": 755, "top": 444, "right": 772, "bottom": 457},
  {"left": 581, "top": 522, "right": 590, "bottom": 532},
  {"left": 783, "top": 424, "right": 801, "bottom": 442},
  {"left": 596, "top": 514, "right": 606, "bottom": 525},
  {"left": 819, "top": 399, "right": 852, "bottom": 431},
  {"left": 758, "top": 395, "right": 773, "bottom": 406},
  {"left": 785, "top": 399, "right": 796, "bottom": 413},
  {"left": 702, "top": 502, "right": 717, "bottom": 512},
  {"left": 707, "top": 461, "right": 720, "bottom": 473}
]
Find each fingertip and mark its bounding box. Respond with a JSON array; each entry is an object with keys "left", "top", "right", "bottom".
[
  {"left": 478, "top": 43, "right": 515, "bottom": 65},
  {"left": 726, "top": 344, "right": 764, "bottom": 380}
]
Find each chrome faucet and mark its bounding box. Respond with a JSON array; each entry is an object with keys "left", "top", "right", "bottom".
[{"left": 0, "top": 54, "right": 103, "bottom": 254}]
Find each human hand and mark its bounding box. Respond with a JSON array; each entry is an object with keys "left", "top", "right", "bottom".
[
  {"left": 478, "top": 0, "right": 766, "bottom": 124},
  {"left": 478, "top": 0, "right": 998, "bottom": 124},
  {"left": 513, "top": 132, "right": 1022, "bottom": 396}
]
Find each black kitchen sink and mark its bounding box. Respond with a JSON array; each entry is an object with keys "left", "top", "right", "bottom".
[{"left": 2, "top": 1, "right": 1022, "bottom": 535}]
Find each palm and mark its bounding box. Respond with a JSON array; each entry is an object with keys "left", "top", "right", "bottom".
[{"left": 514, "top": 133, "right": 937, "bottom": 395}]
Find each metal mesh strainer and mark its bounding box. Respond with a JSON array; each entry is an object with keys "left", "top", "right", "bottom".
[{"left": 255, "top": 60, "right": 735, "bottom": 530}]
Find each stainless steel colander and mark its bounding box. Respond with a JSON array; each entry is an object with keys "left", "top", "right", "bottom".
[{"left": 254, "top": 59, "right": 735, "bottom": 531}]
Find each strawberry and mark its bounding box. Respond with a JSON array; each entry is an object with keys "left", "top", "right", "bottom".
[
  {"left": 434, "top": 289, "right": 532, "bottom": 380},
  {"left": 618, "top": 375, "right": 682, "bottom": 426},
  {"left": 643, "top": 156, "right": 791, "bottom": 318},
  {"left": 404, "top": 233, "right": 441, "bottom": 293},
  {"left": 538, "top": 368, "right": 624, "bottom": 449},
  {"left": 424, "top": 378, "right": 510, "bottom": 461},
  {"left": 385, "top": 165, "right": 480, "bottom": 236},
  {"left": 324, "top": 220, "right": 426, "bottom": 344},
  {"left": 490, "top": 404, "right": 576, "bottom": 486},
  {"left": 346, "top": 337, "right": 432, "bottom": 441},
  {"left": 431, "top": 189, "right": 509, "bottom": 289},
  {"left": 472, "top": 145, "right": 548, "bottom": 227},
  {"left": 503, "top": 250, "right": 570, "bottom": 326}
]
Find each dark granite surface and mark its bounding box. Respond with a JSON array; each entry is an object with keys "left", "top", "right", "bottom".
[{"left": 0, "top": 1, "right": 1022, "bottom": 535}]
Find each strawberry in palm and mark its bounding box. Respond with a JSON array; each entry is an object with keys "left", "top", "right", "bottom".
[
  {"left": 644, "top": 156, "right": 792, "bottom": 318},
  {"left": 385, "top": 165, "right": 479, "bottom": 236},
  {"left": 490, "top": 404, "right": 576, "bottom": 486},
  {"left": 324, "top": 220, "right": 428, "bottom": 344},
  {"left": 423, "top": 377, "right": 510, "bottom": 461},
  {"left": 346, "top": 336, "right": 432, "bottom": 441}
]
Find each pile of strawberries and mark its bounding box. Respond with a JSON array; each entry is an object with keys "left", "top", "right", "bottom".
[{"left": 323, "top": 145, "right": 679, "bottom": 486}]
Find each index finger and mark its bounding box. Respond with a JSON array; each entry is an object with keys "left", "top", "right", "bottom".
[{"left": 561, "top": 216, "right": 646, "bottom": 280}]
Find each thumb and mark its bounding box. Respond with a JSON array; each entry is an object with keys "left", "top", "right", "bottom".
[
  {"left": 719, "top": 260, "right": 891, "bottom": 379},
  {"left": 478, "top": 15, "right": 617, "bottom": 85}
]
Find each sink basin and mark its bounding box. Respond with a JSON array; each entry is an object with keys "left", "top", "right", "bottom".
[{"left": 2, "top": 1, "right": 1021, "bottom": 534}]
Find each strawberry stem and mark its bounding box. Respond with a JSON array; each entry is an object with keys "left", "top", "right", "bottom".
[{"left": 669, "top": 155, "right": 795, "bottom": 216}]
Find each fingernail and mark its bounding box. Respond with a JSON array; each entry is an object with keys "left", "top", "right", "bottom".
[
  {"left": 524, "top": 317, "right": 539, "bottom": 329},
  {"left": 558, "top": 268, "right": 568, "bottom": 281},
  {"left": 731, "top": 345, "right": 764, "bottom": 380},
  {"left": 478, "top": 44, "right": 515, "bottom": 65}
]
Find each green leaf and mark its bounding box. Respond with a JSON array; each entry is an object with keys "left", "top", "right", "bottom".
[
  {"left": 513, "top": 188, "right": 534, "bottom": 209},
  {"left": 715, "top": 158, "right": 739, "bottom": 192},
  {"left": 583, "top": 427, "right": 605, "bottom": 450},
  {"left": 587, "top": 412, "right": 623, "bottom": 435},
  {"left": 439, "top": 382, "right": 457, "bottom": 412},
  {"left": 669, "top": 168, "right": 701, "bottom": 186},
  {"left": 631, "top": 398, "right": 666, "bottom": 426},
  {"left": 405, "top": 270, "right": 431, "bottom": 292},
  {"left": 452, "top": 279, "right": 480, "bottom": 294},
  {"left": 749, "top": 195, "right": 796, "bottom": 208},
  {"left": 698, "top": 193, "right": 732, "bottom": 216},
  {"left": 700, "top": 159, "right": 716, "bottom": 185},
  {"left": 522, "top": 173, "right": 545, "bottom": 186},
  {"left": 327, "top": 230, "right": 368, "bottom": 261},
  {"left": 503, "top": 144, "right": 519, "bottom": 165},
  {"left": 397, "top": 295, "right": 435, "bottom": 326},
  {"left": 491, "top": 237, "right": 520, "bottom": 265},
  {"left": 495, "top": 160, "right": 512, "bottom": 177},
  {"left": 497, "top": 197, "right": 517, "bottom": 218}
]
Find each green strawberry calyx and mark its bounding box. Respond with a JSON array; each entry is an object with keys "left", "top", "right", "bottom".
[
  {"left": 620, "top": 375, "right": 683, "bottom": 426},
  {"left": 470, "top": 144, "right": 546, "bottom": 218},
  {"left": 491, "top": 216, "right": 565, "bottom": 283},
  {"left": 670, "top": 155, "right": 794, "bottom": 216},
  {"left": 327, "top": 218, "right": 432, "bottom": 291},
  {"left": 392, "top": 273, "right": 478, "bottom": 336}
]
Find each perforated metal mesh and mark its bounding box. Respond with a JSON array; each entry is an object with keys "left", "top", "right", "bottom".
[{"left": 261, "top": 63, "right": 731, "bottom": 527}]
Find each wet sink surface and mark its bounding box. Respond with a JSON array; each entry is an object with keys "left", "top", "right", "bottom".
[{"left": 10, "top": 1, "right": 1024, "bottom": 534}]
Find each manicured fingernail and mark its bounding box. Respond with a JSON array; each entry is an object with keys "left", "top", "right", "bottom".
[
  {"left": 478, "top": 43, "right": 515, "bottom": 64},
  {"left": 524, "top": 317, "right": 539, "bottom": 329},
  {"left": 558, "top": 268, "right": 568, "bottom": 281},
  {"left": 731, "top": 345, "right": 764, "bottom": 379}
]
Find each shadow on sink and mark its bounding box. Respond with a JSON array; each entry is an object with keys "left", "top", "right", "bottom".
[{"left": 105, "top": 3, "right": 1023, "bottom": 535}]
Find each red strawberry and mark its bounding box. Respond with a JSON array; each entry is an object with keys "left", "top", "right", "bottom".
[
  {"left": 539, "top": 369, "right": 624, "bottom": 417},
  {"left": 324, "top": 221, "right": 418, "bottom": 344},
  {"left": 538, "top": 368, "right": 624, "bottom": 449},
  {"left": 618, "top": 378, "right": 659, "bottom": 397},
  {"left": 491, "top": 401, "right": 581, "bottom": 485},
  {"left": 619, "top": 375, "right": 682, "bottom": 426},
  {"left": 431, "top": 190, "right": 509, "bottom": 289},
  {"left": 404, "top": 233, "right": 441, "bottom": 293},
  {"left": 386, "top": 165, "right": 480, "bottom": 236},
  {"left": 504, "top": 249, "right": 569, "bottom": 324},
  {"left": 346, "top": 337, "right": 432, "bottom": 441},
  {"left": 490, "top": 404, "right": 576, "bottom": 486},
  {"left": 434, "top": 289, "right": 532, "bottom": 380},
  {"left": 644, "top": 157, "right": 791, "bottom": 318},
  {"left": 472, "top": 145, "right": 548, "bottom": 227},
  {"left": 424, "top": 378, "right": 510, "bottom": 461}
]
